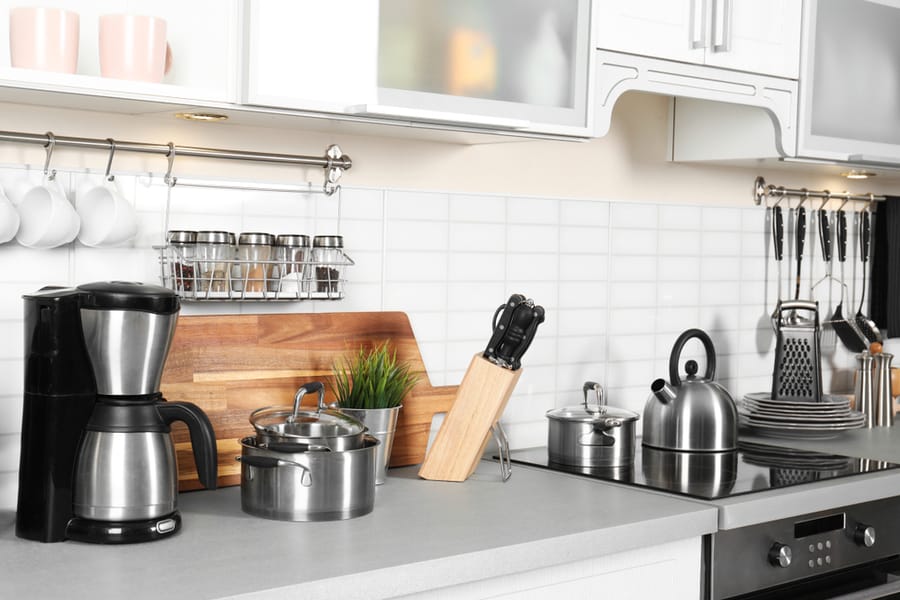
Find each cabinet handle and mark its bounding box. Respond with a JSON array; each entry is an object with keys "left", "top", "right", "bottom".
[
  {"left": 711, "top": 0, "right": 731, "bottom": 52},
  {"left": 690, "top": 0, "right": 709, "bottom": 49},
  {"left": 346, "top": 104, "right": 532, "bottom": 130}
]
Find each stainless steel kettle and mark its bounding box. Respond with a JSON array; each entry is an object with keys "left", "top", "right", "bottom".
[{"left": 642, "top": 328, "right": 738, "bottom": 452}]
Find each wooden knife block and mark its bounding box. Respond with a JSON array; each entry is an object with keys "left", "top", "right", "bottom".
[{"left": 418, "top": 354, "right": 522, "bottom": 482}]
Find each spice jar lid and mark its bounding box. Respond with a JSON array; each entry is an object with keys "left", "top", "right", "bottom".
[
  {"left": 313, "top": 235, "right": 343, "bottom": 248},
  {"left": 166, "top": 230, "right": 196, "bottom": 244},
  {"left": 227, "top": 232, "right": 236, "bottom": 245},
  {"left": 196, "top": 230, "right": 232, "bottom": 244},
  {"left": 276, "top": 234, "right": 311, "bottom": 247},
  {"left": 238, "top": 232, "right": 275, "bottom": 246}
]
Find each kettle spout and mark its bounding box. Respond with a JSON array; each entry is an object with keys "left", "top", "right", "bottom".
[{"left": 651, "top": 378, "right": 677, "bottom": 404}]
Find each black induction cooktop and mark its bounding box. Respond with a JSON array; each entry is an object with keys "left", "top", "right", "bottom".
[{"left": 507, "top": 442, "right": 899, "bottom": 501}]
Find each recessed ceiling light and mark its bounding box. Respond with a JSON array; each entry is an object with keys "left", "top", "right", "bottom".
[
  {"left": 841, "top": 169, "right": 876, "bottom": 179},
  {"left": 175, "top": 112, "right": 229, "bottom": 122}
]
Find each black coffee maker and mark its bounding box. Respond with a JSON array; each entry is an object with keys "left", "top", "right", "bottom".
[{"left": 16, "top": 282, "right": 217, "bottom": 544}]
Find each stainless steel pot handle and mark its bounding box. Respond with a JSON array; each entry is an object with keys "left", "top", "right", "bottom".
[
  {"left": 578, "top": 426, "right": 618, "bottom": 447},
  {"left": 582, "top": 381, "right": 606, "bottom": 414},
  {"left": 290, "top": 381, "right": 326, "bottom": 420},
  {"left": 235, "top": 455, "right": 313, "bottom": 487}
]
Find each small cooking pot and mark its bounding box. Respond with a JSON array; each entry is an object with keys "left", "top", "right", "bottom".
[
  {"left": 250, "top": 381, "right": 367, "bottom": 451},
  {"left": 546, "top": 381, "right": 640, "bottom": 468},
  {"left": 237, "top": 435, "right": 379, "bottom": 521}
]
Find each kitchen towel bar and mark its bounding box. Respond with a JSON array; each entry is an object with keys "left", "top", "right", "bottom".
[
  {"left": 0, "top": 129, "right": 351, "bottom": 195},
  {"left": 754, "top": 176, "right": 885, "bottom": 207}
]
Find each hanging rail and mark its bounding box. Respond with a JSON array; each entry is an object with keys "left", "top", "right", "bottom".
[
  {"left": 0, "top": 129, "right": 352, "bottom": 195},
  {"left": 753, "top": 176, "right": 885, "bottom": 206}
]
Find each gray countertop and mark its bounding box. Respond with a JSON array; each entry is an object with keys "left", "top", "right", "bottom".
[{"left": 0, "top": 460, "right": 717, "bottom": 600}]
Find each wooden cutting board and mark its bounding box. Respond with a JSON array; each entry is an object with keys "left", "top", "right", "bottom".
[{"left": 160, "top": 312, "right": 458, "bottom": 490}]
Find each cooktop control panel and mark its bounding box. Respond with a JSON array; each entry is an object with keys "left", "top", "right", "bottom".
[{"left": 709, "top": 496, "right": 900, "bottom": 599}]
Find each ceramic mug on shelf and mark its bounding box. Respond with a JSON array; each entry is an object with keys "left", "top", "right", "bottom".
[
  {"left": 76, "top": 177, "right": 137, "bottom": 247},
  {"left": 15, "top": 176, "right": 80, "bottom": 248},
  {"left": 9, "top": 7, "right": 80, "bottom": 74},
  {"left": 0, "top": 186, "right": 20, "bottom": 244},
  {"left": 98, "top": 14, "right": 172, "bottom": 83}
]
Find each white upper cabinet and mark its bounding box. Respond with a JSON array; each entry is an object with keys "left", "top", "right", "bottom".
[
  {"left": 0, "top": 0, "right": 240, "bottom": 106},
  {"left": 594, "top": 0, "right": 802, "bottom": 79},
  {"left": 797, "top": 0, "right": 900, "bottom": 163},
  {"left": 243, "top": 0, "right": 594, "bottom": 138}
]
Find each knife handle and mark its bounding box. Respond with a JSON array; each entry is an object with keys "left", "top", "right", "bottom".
[
  {"left": 837, "top": 209, "right": 847, "bottom": 263},
  {"left": 796, "top": 206, "right": 806, "bottom": 263},
  {"left": 818, "top": 210, "right": 832, "bottom": 263},
  {"left": 772, "top": 205, "right": 783, "bottom": 262},
  {"left": 860, "top": 210, "right": 871, "bottom": 265}
]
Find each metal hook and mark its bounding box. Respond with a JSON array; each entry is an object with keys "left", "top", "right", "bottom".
[
  {"left": 164, "top": 142, "right": 177, "bottom": 187},
  {"left": 104, "top": 138, "right": 117, "bottom": 182},
  {"left": 868, "top": 193, "right": 877, "bottom": 212},
  {"left": 795, "top": 188, "right": 809, "bottom": 209},
  {"left": 819, "top": 191, "right": 830, "bottom": 212},
  {"left": 323, "top": 144, "right": 345, "bottom": 196},
  {"left": 43, "top": 131, "right": 56, "bottom": 181},
  {"left": 837, "top": 193, "right": 850, "bottom": 212}
]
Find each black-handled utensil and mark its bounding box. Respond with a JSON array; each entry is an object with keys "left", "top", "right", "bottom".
[
  {"left": 856, "top": 209, "right": 883, "bottom": 344},
  {"left": 818, "top": 209, "right": 832, "bottom": 263},
  {"left": 830, "top": 208, "right": 868, "bottom": 352},
  {"left": 484, "top": 294, "right": 545, "bottom": 370},
  {"left": 794, "top": 206, "right": 806, "bottom": 300}
]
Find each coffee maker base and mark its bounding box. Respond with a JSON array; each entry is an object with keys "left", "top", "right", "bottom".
[{"left": 66, "top": 511, "right": 182, "bottom": 544}]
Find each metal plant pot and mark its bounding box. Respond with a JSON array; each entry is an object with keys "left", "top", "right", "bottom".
[{"left": 339, "top": 405, "right": 401, "bottom": 485}]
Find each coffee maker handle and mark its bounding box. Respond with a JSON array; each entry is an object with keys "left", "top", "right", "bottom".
[{"left": 157, "top": 401, "right": 219, "bottom": 490}]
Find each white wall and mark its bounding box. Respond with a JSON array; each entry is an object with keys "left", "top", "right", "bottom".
[{"left": 0, "top": 92, "right": 887, "bottom": 509}]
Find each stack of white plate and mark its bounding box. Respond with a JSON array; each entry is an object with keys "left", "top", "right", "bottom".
[{"left": 738, "top": 392, "right": 865, "bottom": 440}]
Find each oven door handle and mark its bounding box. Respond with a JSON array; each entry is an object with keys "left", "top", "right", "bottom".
[{"left": 830, "top": 576, "right": 900, "bottom": 600}]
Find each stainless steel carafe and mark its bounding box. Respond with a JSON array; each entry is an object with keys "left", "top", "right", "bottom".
[{"left": 66, "top": 282, "right": 217, "bottom": 543}]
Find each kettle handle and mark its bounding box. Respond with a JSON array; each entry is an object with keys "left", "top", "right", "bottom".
[
  {"left": 669, "top": 328, "right": 716, "bottom": 386},
  {"left": 157, "top": 401, "right": 219, "bottom": 490}
]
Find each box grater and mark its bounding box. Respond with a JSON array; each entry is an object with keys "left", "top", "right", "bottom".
[{"left": 771, "top": 300, "right": 823, "bottom": 402}]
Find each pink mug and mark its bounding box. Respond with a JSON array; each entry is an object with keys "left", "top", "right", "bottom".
[
  {"left": 9, "top": 7, "right": 80, "bottom": 73},
  {"left": 99, "top": 14, "right": 171, "bottom": 83}
]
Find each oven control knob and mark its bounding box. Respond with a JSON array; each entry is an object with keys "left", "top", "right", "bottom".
[
  {"left": 768, "top": 543, "right": 792, "bottom": 568},
  {"left": 854, "top": 525, "right": 876, "bottom": 547}
]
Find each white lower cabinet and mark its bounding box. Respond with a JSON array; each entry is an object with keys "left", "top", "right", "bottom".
[{"left": 397, "top": 537, "right": 702, "bottom": 600}]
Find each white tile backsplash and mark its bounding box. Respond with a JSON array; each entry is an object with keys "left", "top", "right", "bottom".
[{"left": 0, "top": 167, "right": 866, "bottom": 511}]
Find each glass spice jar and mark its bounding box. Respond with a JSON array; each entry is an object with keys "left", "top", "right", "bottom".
[
  {"left": 236, "top": 232, "right": 275, "bottom": 295},
  {"left": 271, "top": 234, "right": 311, "bottom": 296},
  {"left": 166, "top": 230, "right": 197, "bottom": 293},
  {"left": 195, "top": 230, "right": 232, "bottom": 295},
  {"left": 312, "top": 235, "right": 344, "bottom": 298}
]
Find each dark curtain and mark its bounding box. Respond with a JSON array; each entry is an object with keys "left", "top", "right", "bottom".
[{"left": 871, "top": 196, "right": 900, "bottom": 338}]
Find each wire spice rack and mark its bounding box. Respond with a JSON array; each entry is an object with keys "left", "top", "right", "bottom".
[{"left": 156, "top": 245, "right": 354, "bottom": 301}]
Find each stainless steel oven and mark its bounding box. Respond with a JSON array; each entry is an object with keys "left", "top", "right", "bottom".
[
  {"left": 507, "top": 443, "right": 900, "bottom": 599},
  {"left": 707, "top": 496, "right": 900, "bottom": 599}
]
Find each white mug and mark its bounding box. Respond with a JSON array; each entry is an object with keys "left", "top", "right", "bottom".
[
  {"left": 15, "top": 177, "right": 80, "bottom": 248},
  {"left": 0, "top": 187, "right": 19, "bottom": 244},
  {"left": 76, "top": 178, "right": 137, "bottom": 247}
]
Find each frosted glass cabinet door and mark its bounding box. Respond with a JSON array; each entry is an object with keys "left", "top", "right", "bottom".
[
  {"left": 368, "top": 0, "right": 593, "bottom": 135},
  {"left": 797, "top": 0, "right": 900, "bottom": 162}
]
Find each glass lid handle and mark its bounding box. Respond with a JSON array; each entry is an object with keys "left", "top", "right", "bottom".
[
  {"left": 582, "top": 381, "right": 605, "bottom": 413},
  {"left": 290, "top": 381, "right": 326, "bottom": 421}
]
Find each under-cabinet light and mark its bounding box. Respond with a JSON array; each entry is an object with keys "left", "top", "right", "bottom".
[
  {"left": 841, "top": 169, "right": 876, "bottom": 179},
  {"left": 175, "top": 112, "right": 229, "bottom": 122}
]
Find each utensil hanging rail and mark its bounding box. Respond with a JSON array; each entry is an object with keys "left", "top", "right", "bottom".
[
  {"left": 754, "top": 176, "right": 884, "bottom": 206},
  {"left": 0, "top": 129, "right": 352, "bottom": 195}
]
